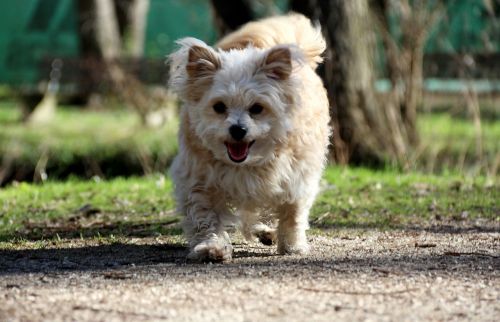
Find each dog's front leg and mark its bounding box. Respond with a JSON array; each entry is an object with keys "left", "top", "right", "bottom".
[
  {"left": 182, "top": 190, "right": 233, "bottom": 262},
  {"left": 276, "top": 200, "right": 312, "bottom": 255}
]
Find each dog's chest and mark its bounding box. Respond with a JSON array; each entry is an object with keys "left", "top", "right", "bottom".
[{"left": 213, "top": 164, "right": 289, "bottom": 207}]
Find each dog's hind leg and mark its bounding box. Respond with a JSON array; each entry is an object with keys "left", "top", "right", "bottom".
[
  {"left": 253, "top": 223, "right": 277, "bottom": 246},
  {"left": 239, "top": 209, "right": 277, "bottom": 246}
]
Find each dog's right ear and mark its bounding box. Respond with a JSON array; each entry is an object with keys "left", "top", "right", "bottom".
[
  {"left": 186, "top": 45, "right": 221, "bottom": 79},
  {"left": 261, "top": 46, "right": 292, "bottom": 80}
]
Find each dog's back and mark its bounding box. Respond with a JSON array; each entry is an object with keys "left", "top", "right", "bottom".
[{"left": 216, "top": 13, "right": 326, "bottom": 69}]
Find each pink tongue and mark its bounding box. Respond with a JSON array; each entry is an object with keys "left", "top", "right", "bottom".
[{"left": 227, "top": 142, "right": 249, "bottom": 160}]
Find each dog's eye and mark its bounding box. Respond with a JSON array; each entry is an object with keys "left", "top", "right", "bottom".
[
  {"left": 213, "top": 102, "right": 227, "bottom": 114},
  {"left": 249, "top": 104, "right": 264, "bottom": 115}
]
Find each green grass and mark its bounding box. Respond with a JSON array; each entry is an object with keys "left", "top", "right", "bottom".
[
  {"left": 1, "top": 167, "right": 497, "bottom": 243},
  {"left": 0, "top": 175, "right": 179, "bottom": 242},
  {"left": 0, "top": 102, "right": 178, "bottom": 182},
  {"left": 416, "top": 113, "right": 499, "bottom": 175},
  {"left": 311, "top": 166, "right": 498, "bottom": 229}
]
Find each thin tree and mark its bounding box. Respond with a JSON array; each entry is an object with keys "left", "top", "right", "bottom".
[
  {"left": 77, "top": 0, "right": 155, "bottom": 124},
  {"left": 371, "top": 0, "right": 442, "bottom": 145},
  {"left": 290, "top": 0, "right": 419, "bottom": 166},
  {"left": 129, "top": 0, "right": 150, "bottom": 58}
]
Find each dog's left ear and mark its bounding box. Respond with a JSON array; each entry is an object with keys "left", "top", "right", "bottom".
[
  {"left": 169, "top": 38, "right": 221, "bottom": 102},
  {"left": 186, "top": 45, "right": 221, "bottom": 79},
  {"left": 260, "top": 46, "right": 292, "bottom": 80}
]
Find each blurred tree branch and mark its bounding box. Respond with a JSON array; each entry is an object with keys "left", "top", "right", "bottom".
[
  {"left": 77, "top": 0, "right": 164, "bottom": 126},
  {"left": 371, "top": 0, "right": 442, "bottom": 145}
]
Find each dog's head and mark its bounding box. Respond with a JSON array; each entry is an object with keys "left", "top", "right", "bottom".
[{"left": 169, "top": 38, "right": 304, "bottom": 166}]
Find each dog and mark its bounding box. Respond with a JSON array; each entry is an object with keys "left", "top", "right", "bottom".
[{"left": 168, "top": 14, "right": 330, "bottom": 262}]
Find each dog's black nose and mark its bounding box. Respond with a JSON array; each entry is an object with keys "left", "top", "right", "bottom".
[{"left": 229, "top": 124, "right": 247, "bottom": 141}]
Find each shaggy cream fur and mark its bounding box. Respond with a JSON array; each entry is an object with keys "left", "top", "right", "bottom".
[{"left": 169, "top": 14, "right": 331, "bottom": 262}]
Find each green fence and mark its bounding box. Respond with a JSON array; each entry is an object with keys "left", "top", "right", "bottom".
[
  {"left": 0, "top": 0, "right": 79, "bottom": 84},
  {"left": 0, "top": 0, "right": 215, "bottom": 85}
]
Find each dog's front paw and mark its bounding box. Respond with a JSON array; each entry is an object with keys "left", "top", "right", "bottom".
[{"left": 187, "top": 236, "right": 233, "bottom": 263}]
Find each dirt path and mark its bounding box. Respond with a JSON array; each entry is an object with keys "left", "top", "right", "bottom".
[{"left": 1, "top": 228, "right": 499, "bottom": 321}]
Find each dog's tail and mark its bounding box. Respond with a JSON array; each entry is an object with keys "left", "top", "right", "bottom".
[{"left": 216, "top": 13, "right": 326, "bottom": 70}]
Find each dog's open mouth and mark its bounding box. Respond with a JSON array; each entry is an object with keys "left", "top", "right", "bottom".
[{"left": 225, "top": 141, "right": 255, "bottom": 163}]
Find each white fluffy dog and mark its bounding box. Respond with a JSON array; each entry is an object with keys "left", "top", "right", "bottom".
[{"left": 168, "top": 14, "right": 331, "bottom": 262}]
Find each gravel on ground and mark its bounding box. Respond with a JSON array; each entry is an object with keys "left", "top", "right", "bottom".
[{"left": 1, "top": 228, "right": 499, "bottom": 322}]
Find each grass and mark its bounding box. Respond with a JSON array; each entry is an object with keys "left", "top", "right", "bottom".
[
  {"left": 311, "top": 166, "right": 498, "bottom": 229},
  {"left": 415, "top": 113, "right": 499, "bottom": 175},
  {"left": 1, "top": 167, "right": 497, "bottom": 244},
  {"left": 0, "top": 101, "right": 178, "bottom": 183},
  {"left": 0, "top": 174, "right": 179, "bottom": 242}
]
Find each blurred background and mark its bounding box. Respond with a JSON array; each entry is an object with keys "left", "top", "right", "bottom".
[{"left": 0, "top": 0, "right": 498, "bottom": 186}]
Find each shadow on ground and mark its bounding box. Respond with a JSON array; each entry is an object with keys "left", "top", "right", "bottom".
[
  {"left": 1, "top": 238, "right": 497, "bottom": 277},
  {"left": 0, "top": 242, "right": 187, "bottom": 275}
]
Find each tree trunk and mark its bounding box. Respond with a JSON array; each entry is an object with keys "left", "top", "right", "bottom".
[
  {"left": 129, "top": 0, "right": 150, "bottom": 58},
  {"left": 210, "top": 0, "right": 254, "bottom": 36},
  {"left": 291, "top": 0, "right": 415, "bottom": 166},
  {"left": 94, "top": 0, "right": 122, "bottom": 59}
]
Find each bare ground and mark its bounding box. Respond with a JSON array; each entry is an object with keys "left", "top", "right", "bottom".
[{"left": 1, "top": 227, "right": 499, "bottom": 322}]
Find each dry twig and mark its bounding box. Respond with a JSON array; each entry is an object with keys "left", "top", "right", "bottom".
[
  {"left": 415, "top": 242, "right": 437, "bottom": 248},
  {"left": 443, "top": 251, "right": 498, "bottom": 258}
]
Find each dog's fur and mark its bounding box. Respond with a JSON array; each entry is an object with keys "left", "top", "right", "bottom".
[{"left": 168, "top": 14, "right": 331, "bottom": 262}]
